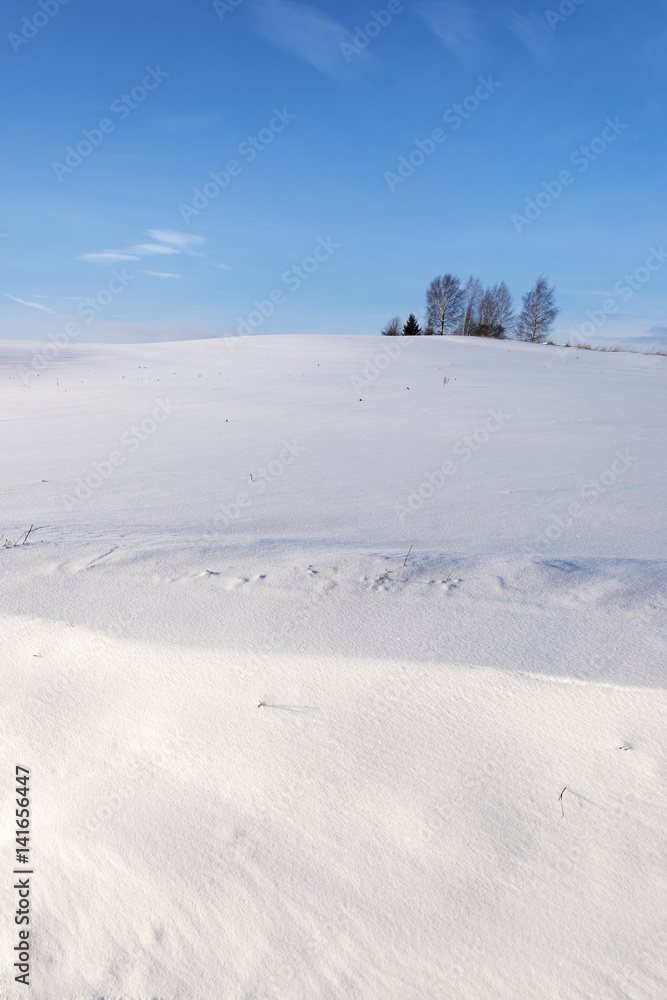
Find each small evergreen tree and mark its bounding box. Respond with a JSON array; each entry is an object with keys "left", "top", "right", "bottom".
[{"left": 402, "top": 314, "right": 422, "bottom": 336}]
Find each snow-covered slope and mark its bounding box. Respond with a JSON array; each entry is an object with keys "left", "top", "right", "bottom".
[{"left": 1, "top": 335, "right": 665, "bottom": 999}]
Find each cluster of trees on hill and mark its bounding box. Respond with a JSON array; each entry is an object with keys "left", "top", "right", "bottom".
[{"left": 382, "top": 275, "right": 559, "bottom": 342}]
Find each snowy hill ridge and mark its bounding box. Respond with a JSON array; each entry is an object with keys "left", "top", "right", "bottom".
[{"left": 2, "top": 334, "right": 666, "bottom": 998}]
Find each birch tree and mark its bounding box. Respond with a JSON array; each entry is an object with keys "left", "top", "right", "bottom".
[
  {"left": 515, "top": 276, "right": 559, "bottom": 342},
  {"left": 495, "top": 281, "right": 515, "bottom": 338},
  {"left": 459, "top": 276, "right": 482, "bottom": 336},
  {"left": 425, "top": 274, "right": 463, "bottom": 335}
]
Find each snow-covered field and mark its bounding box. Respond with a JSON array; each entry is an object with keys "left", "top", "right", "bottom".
[{"left": 1, "top": 334, "right": 666, "bottom": 999}]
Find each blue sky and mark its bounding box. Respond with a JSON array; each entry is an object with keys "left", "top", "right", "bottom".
[{"left": 1, "top": 0, "right": 665, "bottom": 346}]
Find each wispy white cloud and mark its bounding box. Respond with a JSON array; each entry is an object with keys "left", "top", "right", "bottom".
[
  {"left": 250, "top": 0, "right": 372, "bottom": 79},
  {"left": 497, "top": 9, "right": 552, "bottom": 59},
  {"left": 214, "top": 263, "right": 231, "bottom": 270},
  {"left": 147, "top": 229, "right": 205, "bottom": 248},
  {"left": 124, "top": 243, "right": 179, "bottom": 256},
  {"left": 645, "top": 325, "right": 667, "bottom": 343},
  {"left": 143, "top": 270, "right": 182, "bottom": 278},
  {"left": 79, "top": 252, "right": 141, "bottom": 264},
  {"left": 3, "top": 293, "right": 57, "bottom": 313},
  {"left": 414, "top": 0, "right": 483, "bottom": 60},
  {"left": 80, "top": 230, "right": 206, "bottom": 267}
]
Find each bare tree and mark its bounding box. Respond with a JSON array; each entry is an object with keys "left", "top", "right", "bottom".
[
  {"left": 425, "top": 274, "right": 463, "bottom": 335},
  {"left": 495, "top": 280, "right": 516, "bottom": 338},
  {"left": 475, "top": 286, "right": 496, "bottom": 337},
  {"left": 458, "top": 276, "right": 482, "bottom": 336},
  {"left": 515, "top": 276, "right": 559, "bottom": 342},
  {"left": 381, "top": 316, "right": 402, "bottom": 336},
  {"left": 475, "top": 282, "right": 516, "bottom": 338}
]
